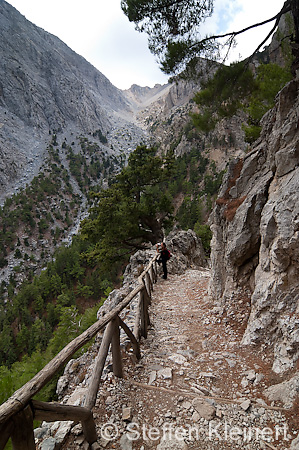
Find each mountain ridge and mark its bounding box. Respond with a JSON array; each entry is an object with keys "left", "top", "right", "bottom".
[{"left": 0, "top": 1, "right": 149, "bottom": 200}]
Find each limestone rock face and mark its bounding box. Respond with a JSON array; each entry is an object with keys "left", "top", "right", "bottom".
[
  {"left": 166, "top": 229, "right": 207, "bottom": 272},
  {"left": 209, "top": 78, "right": 299, "bottom": 373},
  {"left": 0, "top": 1, "right": 141, "bottom": 198}
]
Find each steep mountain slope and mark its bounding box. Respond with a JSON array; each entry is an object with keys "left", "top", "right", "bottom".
[
  {"left": 0, "top": 0, "right": 246, "bottom": 206},
  {"left": 0, "top": 1, "right": 249, "bottom": 296},
  {"left": 0, "top": 0, "right": 144, "bottom": 201},
  {"left": 0, "top": 1, "right": 252, "bottom": 295},
  {"left": 126, "top": 60, "right": 248, "bottom": 173}
]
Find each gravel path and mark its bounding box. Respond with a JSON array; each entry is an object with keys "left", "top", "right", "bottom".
[{"left": 64, "top": 269, "right": 297, "bottom": 450}]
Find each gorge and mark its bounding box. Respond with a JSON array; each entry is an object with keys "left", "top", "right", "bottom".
[{"left": 0, "top": 1, "right": 298, "bottom": 448}]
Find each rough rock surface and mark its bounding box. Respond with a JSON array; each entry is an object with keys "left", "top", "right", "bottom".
[
  {"left": 0, "top": 3, "right": 113, "bottom": 186},
  {"left": 209, "top": 78, "right": 299, "bottom": 374},
  {"left": 34, "top": 229, "right": 299, "bottom": 449},
  {"left": 264, "top": 373, "right": 299, "bottom": 409}
]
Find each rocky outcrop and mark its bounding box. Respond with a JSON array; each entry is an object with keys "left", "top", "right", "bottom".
[
  {"left": 209, "top": 77, "right": 299, "bottom": 374},
  {"left": 264, "top": 373, "right": 299, "bottom": 408},
  {"left": 98, "top": 229, "right": 207, "bottom": 318}
]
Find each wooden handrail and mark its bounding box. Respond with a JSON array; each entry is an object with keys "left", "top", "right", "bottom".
[
  {"left": 138, "top": 254, "right": 158, "bottom": 284},
  {"left": 0, "top": 251, "right": 159, "bottom": 448},
  {"left": 0, "top": 282, "right": 144, "bottom": 424}
]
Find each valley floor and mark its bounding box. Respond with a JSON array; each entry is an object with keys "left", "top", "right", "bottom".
[{"left": 62, "top": 269, "right": 298, "bottom": 450}]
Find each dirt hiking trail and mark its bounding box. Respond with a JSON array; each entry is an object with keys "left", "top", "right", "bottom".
[{"left": 64, "top": 268, "right": 298, "bottom": 450}]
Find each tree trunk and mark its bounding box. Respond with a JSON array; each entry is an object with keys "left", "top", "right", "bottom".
[{"left": 142, "top": 215, "right": 164, "bottom": 244}]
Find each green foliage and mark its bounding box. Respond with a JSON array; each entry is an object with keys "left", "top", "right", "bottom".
[
  {"left": 121, "top": 0, "right": 217, "bottom": 75},
  {"left": 192, "top": 62, "right": 254, "bottom": 133},
  {"left": 194, "top": 223, "right": 212, "bottom": 253},
  {"left": 81, "top": 145, "right": 174, "bottom": 269},
  {"left": 176, "top": 196, "right": 203, "bottom": 230},
  {"left": 0, "top": 302, "right": 100, "bottom": 407},
  {"left": 0, "top": 144, "right": 81, "bottom": 273},
  {"left": 121, "top": 0, "right": 213, "bottom": 43},
  {"left": 0, "top": 235, "right": 115, "bottom": 367},
  {"left": 168, "top": 146, "right": 222, "bottom": 242},
  {"left": 203, "top": 171, "right": 224, "bottom": 196},
  {"left": 193, "top": 61, "right": 292, "bottom": 143},
  {"left": 92, "top": 128, "right": 108, "bottom": 144},
  {"left": 242, "top": 63, "right": 292, "bottom": 143},
  {"left": 192, "top": 110, "right": 216, "bottom": 134},
  {"left": 243, "top": 124, "right": 262, "bottom": 144},
  {"left": 121, "top": 0, "right": 296, "bottom": 77}
]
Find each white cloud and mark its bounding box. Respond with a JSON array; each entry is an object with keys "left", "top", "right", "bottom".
[
  {"left": 6, "top": 0, "right": 286, "bottom": 88},
  {"left": 6, "top": 0, "right": 169, "bottom": 89},
  {"left": 223, "top": 0, "right": 285, "bottom": 62}
]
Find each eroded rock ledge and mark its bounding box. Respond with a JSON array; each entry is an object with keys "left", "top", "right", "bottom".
[{"left": 209, "top": 78, "right": 299, "bottom": 374}]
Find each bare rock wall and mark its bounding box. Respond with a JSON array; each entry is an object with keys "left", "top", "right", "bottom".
[{"left": 209, "top": 78, "right": 299, "bottom": 374}]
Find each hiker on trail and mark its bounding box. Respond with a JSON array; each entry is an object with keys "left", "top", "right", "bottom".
[{"left": 156, "top": 242, "right": 171, "bottom": 280}]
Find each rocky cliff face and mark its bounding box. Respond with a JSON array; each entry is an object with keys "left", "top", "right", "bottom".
[
  {"left": 0, "top": 0, "right": 246, "bottom": 203},
  {"left": 130, "top": 60, "right": 248, "bottom": 175},
  {"left": 0, "top": 1, "right": 145, "bottom": 199},
  {"left": 1, "top": 0, "right": 222, "bottom": 291},
  {"left": 209, "top": 77, "right": 299, "bottom": 374}
]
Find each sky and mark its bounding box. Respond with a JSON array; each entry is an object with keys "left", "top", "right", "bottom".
[{"left": 6, "top": 0, "right": 285, "bottom": 90}]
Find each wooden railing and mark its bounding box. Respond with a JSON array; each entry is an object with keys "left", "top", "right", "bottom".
[{"left": 0, "top": 253, "right": 158, "bottom": 450}]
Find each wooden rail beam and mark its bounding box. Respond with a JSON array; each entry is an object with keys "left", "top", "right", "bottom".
[
  {"left": 118, "top": 317, "right": 141, "bottom": 359},
  {"left": 0, "top": 282, "right": 143, "bottom": 425},
  {"left": 32, "top": 399, "right": 93, "bottom": 421},
  {"left": 32, "top": 400, "right": 97, "bottom": 444}
]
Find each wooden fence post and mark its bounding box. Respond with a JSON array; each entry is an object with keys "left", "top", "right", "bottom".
[
  {"left": 0, "top": 420, "right": 13, "bottom": 450},
  {"left": 10, "top": 405, "right": 35, "bottom": 450},
  {"left": 133, "top": 294, "right": 142, "bottom": 340},
  {"left": 140, "top": 288, "right": 148, "bottom": 339},
  {"left": 149, "top": 264, "right": 155, "bottom": 286},
  {"left": 84, "top": 321, "right": 114, "bottom": 411},
  {"left": 145, "top": 272, "right": 152, "bottom": 297},
  {"left": 153, "top": 260, "right": 157, "bottom": 283},
  {"left": 111, "top": 317, "right": 123, "bottom": 378},
  {"left": 118, "top": 317, "right": 141, "bottom": 359},
  {"left": 144, "top": 288, "right": 151, "bottom": 328}
]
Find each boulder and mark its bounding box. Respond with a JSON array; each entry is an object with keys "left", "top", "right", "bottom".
[{"left": 264, "top": 373, "right": 299, "bottom": 408}]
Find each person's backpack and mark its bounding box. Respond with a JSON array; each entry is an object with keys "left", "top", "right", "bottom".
[{"left": 166, "top": 249, "right": 171, "bottom": 260}]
